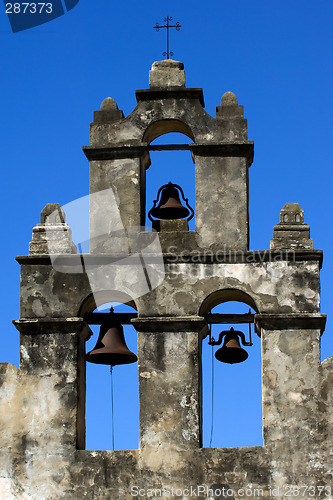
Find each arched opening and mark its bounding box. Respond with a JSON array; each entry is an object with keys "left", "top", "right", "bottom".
[
  {"left": 84, "top": 300, "right": 139, "bottom": 451},
  {"left": 200, "top": 291, "right": 263, "bottom": 448},
  {"left": 142, "top": 119, "right": 194, "bottom": 144},
  {"left": 145, "top": 131, "right": 195, "bottom": 231}
]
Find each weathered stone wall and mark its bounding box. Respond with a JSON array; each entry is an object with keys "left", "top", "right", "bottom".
[
  {"left": 0, "top": 60, "right": 331, "bottom": 499},
  {"left": 84, "top": 59, "right": 253, "bottom": 253}
]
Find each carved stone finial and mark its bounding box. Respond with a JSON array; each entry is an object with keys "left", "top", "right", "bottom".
[
  {"left": 216, "top": 91, "right": 246, "bottom": 140},
  {"left": 100, "top": 97, "right": 118, "bottom": 111},
  {"left": 279, "top": 202, "right": 304, "bottom": 224},
  {"left": 270, "top": 203, "right": 313, "bottom": 250},
  {"left": 29, "top": 204, "right": 76, "bottom": 255},
  {"left": 40, "top": 203, "right": 65, "bottom": 224},
  {"left": 221, "top": 91, "right": 238, "bottom": 106},
  {"left": 93, "top": 97, "right": 124, "bottom": 124}
]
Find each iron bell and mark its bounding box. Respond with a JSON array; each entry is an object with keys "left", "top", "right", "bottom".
[
  {"left": 215, "top": 328, "right": 248, "bottom": 364},
  {"left": 148, "top": 182, "right": 194, "bottom": 221},
  {"left": 86, "top": 315, "right": 137, "bottom": 367}
]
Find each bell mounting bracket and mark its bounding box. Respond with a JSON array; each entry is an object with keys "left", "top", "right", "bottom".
[{"left": 208, "top": 327, "right": 253, "bottom": 347}]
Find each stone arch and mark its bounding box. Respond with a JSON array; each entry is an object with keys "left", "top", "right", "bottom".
[
  {"left": 200, "top": 288, "right": 262, "bottom": 448},
  {"left": 81, "top": 292, "right": 139, "bottom": 451},
  {"left": 141, "top": 119, "right": 196, "bottom": 228},
  {"left": 199, "top": 288, "right": 260, "bottom": 316},
  {"left": 142, "top": 119, "right": 195, "bottom": 144},
  {"left": 78, "top": 291, "right": 137, "bottom": 317}
]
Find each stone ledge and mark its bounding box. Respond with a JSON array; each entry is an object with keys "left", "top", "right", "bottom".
[
  {"left": 15, "top": 249, "right": 324, "bottom": 266},
  {"left": 83, "top": 145, "right": 148, "bottom": 161},
  {"left": 255, "top": 313, "right": 327, "bottom": 335},
  {"left": 13, "top": 317, "right": 91, "bottom": 336},
  {"left": 189, "top": 142, "right": 254, "bottom": 164},
  {"left": 272, "top": 224, "right": 310, "bottom": 233},
  {"left": 83, "top": 142, "right": 255, "bottom": 163}
]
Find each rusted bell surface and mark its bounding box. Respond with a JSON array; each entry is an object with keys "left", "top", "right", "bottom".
[
  {"left": 86, "top": 321, "right": 137, "bottom": 367},
  {"left": 215, "top": 330, "right": 248, "bottom": 364},
  {"left": 151, "top": 183, "right": 190, "bottom": 220}
]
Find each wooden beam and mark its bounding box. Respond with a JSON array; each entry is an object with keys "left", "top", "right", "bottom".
[
  {"left": 84, "top": 313, "right": 137, "bottom": 325},
  {"left": 84, "top": 312, "right": 254, "bottom": 325},
  {"left": 207, "top": 313, "right": 254, "bottom": 324},
  {"left": 148, "top": 144, "right": 191, "bottom": 151}
]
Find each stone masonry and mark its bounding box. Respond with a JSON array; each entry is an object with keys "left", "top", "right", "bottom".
[{"left": 0, "top": 60, "right": 331, "bottom": 499}]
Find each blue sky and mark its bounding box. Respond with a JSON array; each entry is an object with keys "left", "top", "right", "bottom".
[{"left": 1, "top": 0, "right": 332, "bottom": 450}]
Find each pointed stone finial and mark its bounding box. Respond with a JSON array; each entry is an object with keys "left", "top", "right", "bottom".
[
  {"left": 270, "top": 203, "right": 313, "bottom": 250},
  {"left": 149, "top": 59, "right": 185, "bottom": 88},
  {"left": 29, "top": 204, "right": 76, "bottom": 255},
  {"left": 100, "top": 97, "right": 118, "bottom": 111},
  {"left": 279, "top": 203, "right": 304, "bottom": 224},
  {"left": 41, "top": 203, "right": 65, "bottom": 224}
]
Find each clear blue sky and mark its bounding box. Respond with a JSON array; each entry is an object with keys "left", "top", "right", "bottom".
[{"left": 1, "top": 0, "right": 332, "bottom": 450}]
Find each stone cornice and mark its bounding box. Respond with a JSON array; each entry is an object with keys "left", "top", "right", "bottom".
[
  {"left": 135, "top": 88, "right": 205, "bottom": 107},
  {"left": 83, "top": 145, "right": 148, "bottom": 161},
  {"left": 255, "top": 313, "right": 327, "bottom": 335},
  {"left": 82, "top": 142, "right": 254, "bottom": 164},
  {"left": 15, "top": 249, "right": 323, "bottom": 267},
  {"left": 189, "top": 142, "right": 254, "bottom": 164},
  {"left": 13, "top": 317, "right": 91, "bottom": 337}
]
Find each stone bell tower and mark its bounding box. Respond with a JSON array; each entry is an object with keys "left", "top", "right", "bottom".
[{"left": 0, "top": 60, "right": 332, "bottom": 499}]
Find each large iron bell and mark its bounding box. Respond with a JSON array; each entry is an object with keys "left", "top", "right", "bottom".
[
  {"left": 148, "top": 182, "right": 194, "bottom": 221},
  {"left": 215, "top": 328, "right": 248, "bottom": 364},
  {"left": 86, "top": 318, "right": 137, "bottom": 367}
]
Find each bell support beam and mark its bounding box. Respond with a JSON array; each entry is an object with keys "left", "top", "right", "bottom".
[
  {"left": 207, "top": 313, "right": 254, "bottom": 324},
  {"left": 131, "top": 316, "right": 206, "bottom": 470},
  {"left": 84, "top": 312, "right": 255, "bottom": 325},
  {"left": 84, "top": 312, "right": 137, "bottom": 325}
]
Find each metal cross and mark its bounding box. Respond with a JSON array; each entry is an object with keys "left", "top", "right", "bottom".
[{"left": 153, "top": 15, "right": 181, "bottom": 59}]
